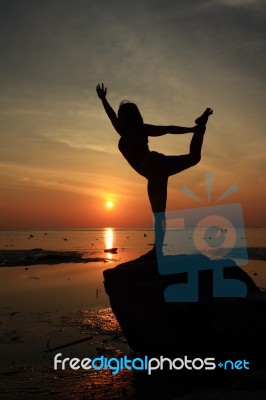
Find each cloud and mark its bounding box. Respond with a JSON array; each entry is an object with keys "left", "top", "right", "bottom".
[{"left": 215, "top": 0, "right": 265, "bottom": 8}]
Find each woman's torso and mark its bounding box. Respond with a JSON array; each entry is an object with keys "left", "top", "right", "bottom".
[{"left": 118, "top": 126, "right": 150, "bottom": 172}]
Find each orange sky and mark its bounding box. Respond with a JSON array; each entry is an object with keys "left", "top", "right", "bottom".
[{"left": 0, "top": 0, "right": 265, "bottom": 228}]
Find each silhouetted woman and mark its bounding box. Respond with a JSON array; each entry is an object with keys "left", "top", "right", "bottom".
[
  {"left": 96, "top": 83, "right": 212, "bottom": 218},
  {"left": 96, "top": 83, "right": 213, "bottom": 255}
]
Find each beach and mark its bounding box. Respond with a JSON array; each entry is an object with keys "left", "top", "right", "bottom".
[
  {"left": 0, "top": 229, "right": 150, "bottom": 399},
  {"left": 0, "top": 228, "right": 266, "bottom": 399}
]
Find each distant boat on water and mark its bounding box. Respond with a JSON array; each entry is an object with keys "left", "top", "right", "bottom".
[{"left": 104, "top": 248, "right": 118, "bottom": 254}]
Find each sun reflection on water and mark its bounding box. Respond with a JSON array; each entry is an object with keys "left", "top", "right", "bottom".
[{"left": 104, "top": 228, "right": 115, "bottom": 260}]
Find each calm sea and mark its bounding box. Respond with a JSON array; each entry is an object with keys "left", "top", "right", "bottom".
[
  {"left": 0, "top": 227, "right": 265, "bottom": 252},
  {"left": 0, "top": 228, "right": 154, "bottom": 263},
  {"left": 0, "top": 228, "right": 265, "bottom": 310}
]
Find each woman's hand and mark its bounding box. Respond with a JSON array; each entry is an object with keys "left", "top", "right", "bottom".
[
  {"left": 193, "top": 125, "right": 206, "bottom": 134},
  {"left": 96, "top": 83, "right": 107, "bottom": 100}
]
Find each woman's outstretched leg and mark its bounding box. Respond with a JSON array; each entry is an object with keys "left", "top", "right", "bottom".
[
  {"left": 159, "top": 108, "right": 212, "bottom": 176},
  {"left": 189, "top": 125, "right": 206, "bottom": 165},
  {"left": 158, "top": 124, "right": 207, "bottom": 177},
  {"left": 187, "top": 107, "right": 213, "bottom": 165}
]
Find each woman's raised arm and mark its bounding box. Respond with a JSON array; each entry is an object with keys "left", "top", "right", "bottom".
[{"left": 96, "top": 83, "right": 121, "bottom": 134}]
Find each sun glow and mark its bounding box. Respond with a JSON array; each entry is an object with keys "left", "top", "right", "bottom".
[{"left": 106, "top": 201, "right": 113, "bottom": 209}]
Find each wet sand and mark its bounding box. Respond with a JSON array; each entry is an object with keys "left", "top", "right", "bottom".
[{"left": 0, "top": 305, "right": 133, "bottom": 399}]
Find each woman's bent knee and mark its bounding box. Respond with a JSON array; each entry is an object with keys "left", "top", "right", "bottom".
[{"left": 191, "top": 154, "right": 201, "bottom": 165}]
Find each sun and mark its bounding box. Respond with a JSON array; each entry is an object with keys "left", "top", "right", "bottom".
[{"left": 106, "top": 201, "right": 113, "bottom": 209}]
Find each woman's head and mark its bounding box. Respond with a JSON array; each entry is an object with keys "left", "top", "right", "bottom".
[{"left": 118, "top": 101, "right": 143, "bottom": 130}]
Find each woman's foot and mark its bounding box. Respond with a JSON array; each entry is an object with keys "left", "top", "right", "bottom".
[
  {"left": 195, "top": 108, "right": 213, "bottom": 126},
  {"left": 193, "top": 125, "right": 206, "bottom": 135}
]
